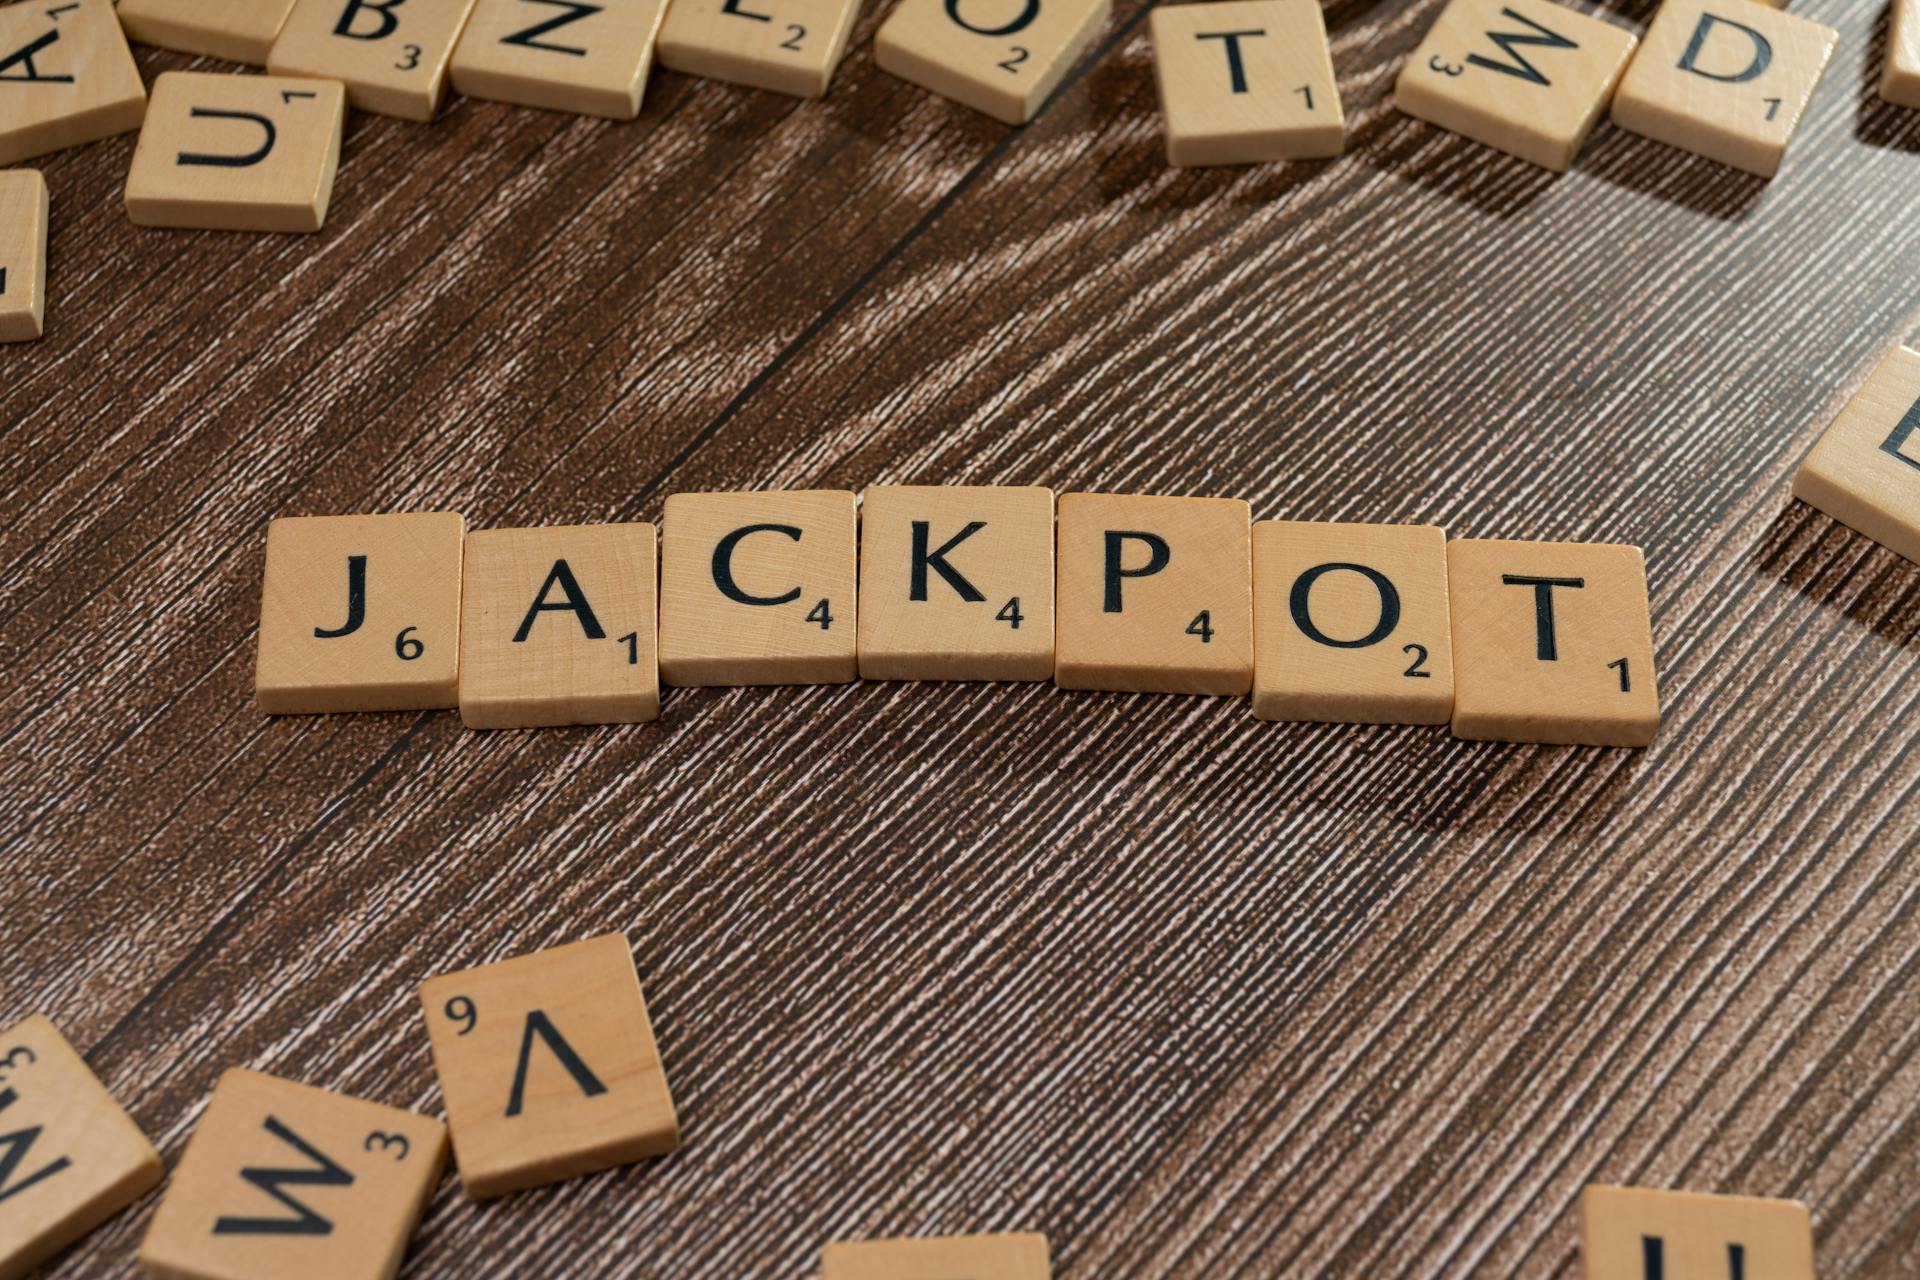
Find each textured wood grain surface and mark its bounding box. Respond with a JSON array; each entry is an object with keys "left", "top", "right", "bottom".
[{"left": 5, "top": 0, "right": 1919, "bottom": 1275}]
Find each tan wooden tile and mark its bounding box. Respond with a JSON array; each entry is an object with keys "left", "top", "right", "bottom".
[
  {"left": 268, "top": 0, "right": 479, "bottom": 121},
  {"left": 874, "top": 0, "right": 1107, "bottom": 124},
  {"left": 1150, "top": 0, "right": 1342, "bottom": 166},
  {"left": 457, "top": 523, "right": 659, "bottom": 729},
  {"left": 1888, "top": 0, "right": 1920, "bottom": 108},
  {"left": 656, "top": 0, "right": 860, "bottom": 99},
  {"left": 1054, "top": 493, "right": 1251, "bottom": 695},
  {"left": 450, "top": 0, "right": 669, "bottom": 118},
  {"left": 1394, "top": 0, "right": 1636, "bottom": 171},
  {"left": 1793, "top": 345, "right": 1920, "bottom": 565},
  {"left": 1581, "top": 1185, "right": 1814, "bottom": 1280},
  {"left": 1447, "top": 538, "right": 1659, "bottom": 747},
  {"left": 658, "top": 489, "right": 858, "bottom": 686},
  {"left": 139, "top": 1069, "right": 445, "bottom": 1280},
  {"left": 857, "top": 484, "right": 1054, "bottom": 681},
  {"left": 1252, "top": 521, "right": 1452, "bottom": 725},
  {"left": 125, "top": 72, "right": 344, "bottom": 233},
  {"left": 255, "top": 512, "right": 464, "bottom": 713},
  {"left": 0, "top": 1015, "right": 162, "bottom": 1280},
  {"left": 0, "top": 171, "right": 48, "bottom": 344},
  {"left": 0, "top": 0, "right": 146, "bottom": 167},
  {"left": 1610, "top": 0, "right": 1835, "bottom": 178},
  {"left": 822, "top": 1232, "right": 1051, "bottom": 1280},
  {"left": 420, "top": 934, "right": 679, "bottom": 1200},
  {"left": 115, "top": 0, "right": 300, "bottom": 65}
]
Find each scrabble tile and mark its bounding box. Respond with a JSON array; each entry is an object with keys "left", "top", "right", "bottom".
[
  {"left": 255, "top": 512, "right": 464, "bottom": 714},
  {"left": 139, "top": 1070, "right": 445, "bottom": 1280},
  {"left": 458, "top": 523, "right": 659, "bottom": 729},
  {"left": 0, "top": 1015, "right": 162, "bottom": 1280},
  {"left": 656, "top": 0, "right": 860, "bottom": 99},
  {"left": 823, "top": 1232, "right": 1051, "bottom": 1280},
  {"left": 658, "top": 490, "right": 857, "bottom": 686},
  {"left": 1793, "top": 345, "right": 1920, "bottom": 565},
  {"left": 1054, "top": 493, "right": 1252, "bottom": 695},
  {"left": 1252, "top": 521, "right": 1453, "bottom": 725},
  {"left": 114, "top": 0, "right": 300, "bottom": 64},
  {"left": 0, "top": 0, "right": 146, "bottom": 167},
  {"left": 0, "top": 171, "right": 48, "bottom": 344},
  {"left": 1610, "top": 0, "right": 1836, "bottom": 179},
  {"left": 1150, "top": 0, "right": 1343, "bottom": 165},
  {"left": 450, "top": 0, "right": 670, "bottom": 118},
  {"left": 1581, "top": 1185, "right": 1814, "bottom": 1280},
  {"left": 1447, "top": 538, "right": 1659, "bottom": 747},
  {"left": 420, "top": 934, "right": 679, "bottom": 1200},
  {"left": 125, "top": 72, "right": 345, "bottom": 233},
  {"left": 268, "top": 0, "right": 480, "bottom": 121},
  {"left": 1394, "top": 0, "right": 1637, "bottom": 171},
  {"left": 874, "top": 0, "right": 1108, "bottom": 124},
  {"left": 857, "top": 484, "right": 1055, "bottom": 682},
  {"left": 1887, "top": 0, "right": 1920, "bottom": 108}
]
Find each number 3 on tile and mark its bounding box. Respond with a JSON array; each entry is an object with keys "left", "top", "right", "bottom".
[{"left": 1186, "top": 611, "right": 1213, "bottom": 643}]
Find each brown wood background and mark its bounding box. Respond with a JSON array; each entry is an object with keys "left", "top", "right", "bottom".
[{"left": 6, "top": 0, "right": 1920, "bottom": 1274}]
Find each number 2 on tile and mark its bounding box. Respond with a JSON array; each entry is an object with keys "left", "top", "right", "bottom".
[{"left": 780, "top": 24, "right": 805, "bottom": 49}]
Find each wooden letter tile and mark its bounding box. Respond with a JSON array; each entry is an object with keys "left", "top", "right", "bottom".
[
  {"left": 658, "top": 489, "right": 857, "bottom": 686},
  {"left": 656, "top": 0, "right": 861, "bottom": 99},
  {"left": 857, "top": 484, "right": 1055, "bottom": 681},
  {"left": 874, "top": 0, "right": 1108, "bottom": 124},
  {"left": 451, "top": 0, "right": 670, "bottom": 118},
  {"left": 0, "top": 1015, "right": 162, "bottom": 1280},
  {"left": 268, "top": 0, "right": 480, "bottom": 121},
  {"left": 457, "top": 523, "right": 659, "bottom": 729},
  {"left": 1394, "top": 0, "right": 1636, "bottom": 171},
  {"left": 255, "top": 512, "right": 464, "bottom": 713},
  {"left": 1793, "top": 345, "right": 1920, "bottom": 565},
  {"left": 420, "top": 934, "right": 679, "bottom": 1200},
  {"left": 0, "top": 171, "right": 48, "bottom": 344},
  {"left": 1581, "top": 1185, "right": 1814, "bottom": 1280},
  {"left": 139, "top": 1070, "right": 445, "bottom": 1280},
  {"left": 0, "top": 0, "right": 146, "bottom": 167},
  {"left": 1610, "top": 0, "right": 1836, "bottom": 179},
  {"left": 115, "top": 0, "right": 301, "bottom": 65},
  {"left": 125, "top": 72, "right": 345, "bottom": 233},
  {"left": 1447, "top": 538, "right": 1660, "bottom": 747},
  {"left": 1887, "top": 0, "right": 1920, "bottom": 108},
  {"left": 823, "top": 1232, "right": 1051, "bottom": 1280},
  {"left": 1150, "top": 0, "right": 1343, "bottom": 165},
  {"left": 1054, "top": 493, "right": 1251, "bottom": 695},
  {"left": 1252, "top": 521, "right": 1453, "bottom": 725}
]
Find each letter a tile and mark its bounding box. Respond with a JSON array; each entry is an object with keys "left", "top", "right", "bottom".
[
  {"left": 1793, "top": 345, "right": 1920, "bottom": 566},
  {"left": 269, "top": 0, "right": 480, "bottom": 121},
  {"left": 115, "top": 0, "right": 301, "bottom": 65},
  {"left": 458, "top": 523, "right": 660, "bottom": 729},
  {"left": 1055, "top": 493, "right": 1252, "bottom": 695},
  {"left": 0, "top": 0, "right": 147, "bottom": 167},
  {"left": 875, "top": 0, "right": 1108, "bottom": 124},
  {"left": 1395, "top": 0, "right": 1637, "bottom": 171},
  {"left": 125, "top": 72, "right": 346, "bottom": 233},
  {"left": 857, "top": 484, "right": 1055, "bottom": 681},
  {"left": 1887, "top": 0, "right": 1920, "bottom": 108},
  {"left": 823, "top": 1233, "right": 1052, "bottom": 1280},
  {"left": 255, "top": 512, "right": 465, "bottom": 713},
  {"left": 1610, "top": 0, "right": 1836, "bottom": 178},
  {"left": 1581, "top": 1185, "right": 1814, "bottom": 1280},
  {"left": 420, "top": 934, "right": 679, "bottom": 1200},
  {"left": 1150, "top": 0, "right": 1343, "bottom": 165},
  {"left": 1252, "top": 521, "right": 1453, "bottom": 725},
  {"left": 1447, "top": 538, "right": 1659, "bottom": 747},
  {"left": 0, "top": 171, "right": 48, "bottom": 344},
  {"left": 139, "top": 1070, "right": 445, "bottom": 1280},
  {"left": 452, "top": 0, "right": 671, "bottom": 118},
  {"left": 658, "top": 489, "right": 858, "bottom": 686},
  {"left": 657, "top": 0, "right": 862, "bottom": 99},
  {"left": 0, "top": 1015, "right": 162, "bottom": 1280}
]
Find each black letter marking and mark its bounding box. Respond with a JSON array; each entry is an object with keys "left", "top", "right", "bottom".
[
  {"left": 1287, "top": 562, "right": 1401, "bottom": 649},
  {"left": 944, "top": 0, "right": 1039, "bottom": 38},
  {"left": 1196, "top": 29, "right": 1264, "bottom": 94},
  {"left": 721, "top": 0, "right": 772, "bottom": 22},
  {"left": 178, "top": 107, "right": 277, "bottom": 168},
  {"left": 1879, "top": 395, "right": 1920, "bottom": 473},
  {"left": 1642, "top": 1235, "right": 1664, "bottom": 1280},
  {"left": 314, "top": 555, "right": 367, "bottom": 638},
  {"left": 335, "top": 0, "right": 406, "bottom": 40},
  {"left": 212, "top": 1116, "right": 352, "bottom": 1236},
  {"left": 712, "top": 523, "right": 803, "bottom": 606},
  {"left": 1466, "top": 7, "right": 1578, "bottom": 86},
  {"left": 1103, "top": 530, "right": 1170, "bottom": 613},
  {"left": 0, "top": 29, "right": 73, "bottom": 83},
  {"left": 0, "top": 1088, "right": 72, "bottom": 1204},
  {"left": 1677, "top": 12, "right": 1771, "bottom": 83},
  {"left": 910, "top": 520, "right": 987, "bottom": 602},
  {"left": 1501, "top": 574, "right": 1584, "bottom": 662},
  {"left": 502, "top": 0, "right": 601, "bottom": 55},
  {"left": 506, "top": 1011, "right": 609, "bottom": 1117},
  {"left": 514, "top": 559, "right": 607, "bottom": 641}
]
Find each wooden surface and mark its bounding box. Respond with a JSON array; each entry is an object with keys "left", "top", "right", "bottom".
[{"left": 7, "top": 0, "right": 1920, "bottom": 1275}]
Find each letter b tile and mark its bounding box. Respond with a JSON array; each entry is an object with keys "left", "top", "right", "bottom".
[
  {"left": 269, "top": 0, "right": 480, "bottom": 121},
  {"left": 125, "top": 72, "right": 346, "bottom": 233},
  {"left": 1580, "top": 1185, "right": 1813, "bottom": 1280},
  {"left": 1447, "top": 538, "right": 1660, "bottom": 747},
  {"left": 420, "top": 934, "right": 679, "bottom": 1200},
  {"left": 1794, "top": 346, "right": 1920, "bottom": 565}
]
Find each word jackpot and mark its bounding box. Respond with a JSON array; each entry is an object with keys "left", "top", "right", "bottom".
[{"left": 254, "top": 488, "right": 1664, "bottom": 748}]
